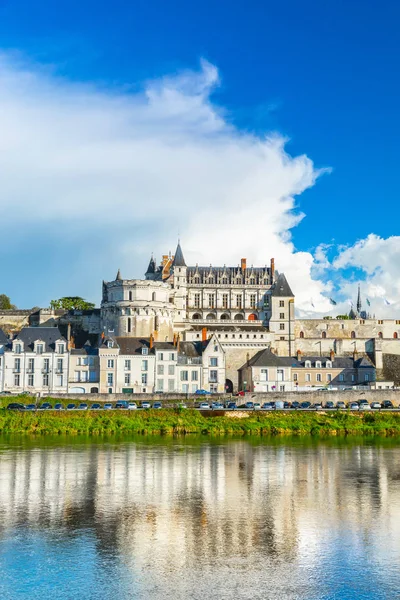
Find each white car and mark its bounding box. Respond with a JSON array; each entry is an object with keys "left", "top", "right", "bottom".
[
  {"left": 371, "top": 402, "right": 381, "bottom": 409},
  {"left": 141, "top": 402, "right": 151, "bottom": 409},
  {"left": 199, "top": 402, "right": 210, "bottom": 410},
  {"left": 254, "top": 403, "right": 261, "bottom": 410},
  {"left": 359, "top": 403, "right": 371, "bottom": 410},
  {"left": 128, "top": 402, "right": 137, "bottom": 410}
]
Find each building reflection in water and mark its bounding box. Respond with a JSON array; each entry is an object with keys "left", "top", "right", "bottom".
[{"left": 0, "top": 439, "right": 400, "bottom": 598}]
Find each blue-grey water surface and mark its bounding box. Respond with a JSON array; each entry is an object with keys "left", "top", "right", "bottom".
[{"left": 0, "top": 436, "right": 399, "bottom": 600}]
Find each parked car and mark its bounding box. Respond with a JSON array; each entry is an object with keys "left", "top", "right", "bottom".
[
  {"left": 262, "top": 402, "right": 273, "bottom": 410},
  {"left": 336, "top": 401, "right": 346, "bottom": 409},
  {"left": 153, "top": 402, "right": 162, "bottom": 409},
  {"left": 78, "top": 403, "right": 88, "bottom": 410},
  {"left": 199, "top": 402, "right": 210, "bottom": 410},
  {"left": 212, "top": 402, "right": 224, "bottom": 410},
  {"left": 245, "top": 401, "right": 254, "bottom": 409},
  {"left": 349, "top": 402, "right": 359, "bottom": 410},
  {"left": 25, "top": 404, "right": 36, "bottom": 411},
  {"left": 371, "top": 402, "right": 381, "bottom": 409},
  {"left": 300, "top": 402, "right": 312, "bottom": 409},
  {"left": 291, "top": 401, "right": 300, "bottom": 409},
  {"left": 115, "top": 401, "right": 129, "bottom": 409},
  {"left": 325, "top": 401, "right": 335, "bottom": 409},
  {"left": 141, "top": 402, "right": 151, "bottom": 409},
  {"left": 7, "top": 403, "right": 25, "bottom": 411},
  {"left": 382, "top": 400, "right": 394, "bottom": 409},
  {"left": 283, "top": 401, "right": 291, "bottom": 409},
  {"left": 254, "top": 403, "right": 261, "bottom": 410},
  {"left": 128, "top": 402, "right": 137, "bottom": 410},
  {"left": 103, "top": 403, "right": 113, "bottom": 410},
  {"left": 359, "top": 403, "right": 371, "bottom": 410},
  {"left": 91, "top": 403, "right": 101, "bottom": 410},
  {"left": 54, "top": 403, "right": 63, "bottom": 410},
  {"left": 66, "top": 403, "right": 76, "bottom": 410},
  {"left": 313, "top": 402, "right": 323, "bottom": 410},
  {"left": 195, "top": 389, "right": 211, "bottom": 396},
  {"left": 227, "top": 402, "right": 237, "bottom": 410},
  {"left": 39, "top": 402, "right": 52, "bottom": 410}
]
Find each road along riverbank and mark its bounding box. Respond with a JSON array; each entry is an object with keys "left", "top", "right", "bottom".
[{"left": 2, "top": 408, "right": 400, "bottom": 436}]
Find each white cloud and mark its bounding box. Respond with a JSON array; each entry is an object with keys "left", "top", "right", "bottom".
[
  {"left": 331, "top": 234, "right": 400, "bottom": 317},
  {"left": 0, "top": 53, "right": 334, "bottom": 307}
]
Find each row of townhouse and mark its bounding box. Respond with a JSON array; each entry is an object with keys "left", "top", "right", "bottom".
[
  {"left": 238, "top": 348, "right": 376, "bottom": 392},
  {"left": 0, "top": 327, "right": 227, "bottom": 395}
]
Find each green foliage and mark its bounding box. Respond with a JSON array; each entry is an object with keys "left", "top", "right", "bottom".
[
  {"left": 50, "top": 297, "right": 95, "bottom": 311},
  {"left": 1, "top": 403, "right": 400, "bottom": 437},
  {"left": 336, "top": 314, "right": 350, "bottom": 320},
  {"left": 0, "top": 294, "right": 16, "bottom": 310}
]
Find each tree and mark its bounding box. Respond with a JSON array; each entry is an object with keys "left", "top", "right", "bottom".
[
  {"left": 50, "top": 297, "right": 95, "bottom": 311},
  {"left": 0, "top": 294, "right": 16, "bottom": 310}
]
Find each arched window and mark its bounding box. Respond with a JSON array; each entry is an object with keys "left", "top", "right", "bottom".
[
  {"left": 248, "top": 313, "right": 257, "bottom": 321},
  {"left": 192, "top": 313, "right": 201, "bottom": 320},
  {"left": 322, "top": 331, "right": 326, "bottom": 339},
  {"left": 220, "top": 313, "right": 229, "bottom": 320},
  {"left": 394, "top": 332, "right": 398, "bottom": 339},
  {"left": 351, "top": 331, "right": 356, "bottom": 339},
  {"left": 300, "top": 331, "right": 304, "bottom": 339},
  {"left": 152, "top": 292, "right": 156, "bottom": 301},
  {"left": 378, "top": 332, "right": 383, "bottom": 338},
  {"left": 234, "top": 314, "right": 244, "bottom": 321},
  {"left": 206, "top": 313, "right": 216, "bottom": 320}
]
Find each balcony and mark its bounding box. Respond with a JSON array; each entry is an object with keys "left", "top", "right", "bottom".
[
  {"left": 177, "top": 356, "right": 202, "bottom": 365},
  {"left": 13, "top": 368, "right": 21, "bottom": 373}
]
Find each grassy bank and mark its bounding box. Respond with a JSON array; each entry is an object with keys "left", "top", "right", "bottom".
[{"left": 1, "top": 407, "right": 400, "bottom": 436}]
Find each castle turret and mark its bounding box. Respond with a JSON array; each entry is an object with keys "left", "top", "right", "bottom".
[{"left": 171, "top": 241, "right": 188, "bottom": 315}]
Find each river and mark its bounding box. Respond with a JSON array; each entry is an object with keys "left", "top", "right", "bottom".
[{"left": 0, "top": 436, "right": 399, "bottom": 599}]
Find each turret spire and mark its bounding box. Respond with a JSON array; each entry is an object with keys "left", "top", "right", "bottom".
[
  {"left": 172, "top": 240, "right": 186, "bottom": 267},
  {"left": 116, "top": 268, "right": 122, "bottom": 281},
  {"left": 357, "top": 284, "right": 362, "bottom": 314}
]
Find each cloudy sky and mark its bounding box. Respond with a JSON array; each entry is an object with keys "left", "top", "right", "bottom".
[{"left": 0, "top": 0, "right": 399, "bottom": 317}]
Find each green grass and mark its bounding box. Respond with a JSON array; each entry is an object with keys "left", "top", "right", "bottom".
[{"left": 1, "top": 399, "right": 400, "bottom": 437}]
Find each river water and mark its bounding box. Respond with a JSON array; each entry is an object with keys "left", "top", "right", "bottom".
[{"left": 0, "top": 436, "right": 399, "bottom": 600}]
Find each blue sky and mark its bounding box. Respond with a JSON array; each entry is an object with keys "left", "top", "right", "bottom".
[{"left": 0, "top": 0, "right": 399, "bottom": 315}]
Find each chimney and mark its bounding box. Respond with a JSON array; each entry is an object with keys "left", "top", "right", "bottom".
[
  {"left": 177, "top": 334, "right": 180, "bottom": 353},
  {"left": 153, "top": 330, "right": 158, "bottom": 341},
  {"left": 246, "top": 352, "right": 250, "bottom": 366},
  {"left": 202, "top": 327, "right": 207, "bottom": 342},
  {"left": 241, "top": 258, "right": 247, "bottom": 272},
  {"left": 330, "top": 349, "right": 335, "bottom": 361},
  {"left": 149, "top": 334, "right": 154, "bottom": 350},
  {"left": 353, "top": 347, "right": 358, "bottom": 361},
  {"left": 67, "top": 323, "right": 71, "bottom": 350},
  {"left": 296, "top": 349, "right": 302, "bottom": 360},
  {"left": 173, "top": 333, "right": 177, "bottom": 346},
  {"left": 70, "top": 335, "right": 75, "bottom": 349},
  {"left": 270, "top": 258, "right": 275, "bottom": 280}
]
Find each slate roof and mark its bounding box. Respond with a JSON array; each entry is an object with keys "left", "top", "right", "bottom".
[
  {"left": 0, "top": 328, "right": 8, "bottom": 345},
  {"left": 270, "top": 273, "right": 294, "bottom": 297},
  {"left": 13, "top": 327, "right": 67, "bottom": 353},
  {"left": 240, "top": 349, "right": 375, "bottom": 370},
  {"left": 240, "top": 348, "right": 295, "bottom": 369},
  {"left": 172, "top": 242, "right": 186, "bottom": 267}
]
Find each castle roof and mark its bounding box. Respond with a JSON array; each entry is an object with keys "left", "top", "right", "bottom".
[
  {"left": 172, "top": 242, "right": 186, "bottom": 267},
  {"left": 270, "top": 273, "right": 294, "bottom": 297},
  {"left": 0, "top": 328, "right": 8, "bottom": 345}
]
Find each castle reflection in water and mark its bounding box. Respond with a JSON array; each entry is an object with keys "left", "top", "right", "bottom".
[{"left": 1, "top": 439, "right": 400, "bottom": 577}]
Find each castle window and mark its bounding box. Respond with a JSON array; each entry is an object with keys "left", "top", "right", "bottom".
[
  {"left": 152, "top": 292, "right": 156, "bottom": 301},
  {"left": 279, "top": 324, "right": 285, "bottom": 330},
  {"left": 127, "top": 317, "right": 131, "bottom": 333},
  {"left": 250, "top": 278, "right": 255, "bottom": 285},
  {"left": 280, "top": 313, "right": 284, "bottom": 319},
  {"left": 208, "top": 294, "right": 215, "bottom": 309},
  {"left": 378, "top": 332, "right": 383, "bottom": 338},
  {"left": 351, "top": 331, "right": 356, "bottom": 339},
  {"left": 250, "top": 295, "right": 256, "bottom": 309},
  {"left": 194, "top": 277, "right": 200, "bottom": 284},
  {"left": 129, "top": 291, "right": 133, "bottom": 301},
  {"left": 279, "top": 301, "right": 284, "bottom": 307},
  {"left": 222, "top": 278, "right": 228, "bottom": 284},
  {"left": 222, "top": 294, "right": 229, "bottom": 309},
  {"left": 194, "top": 294, "right": 200, "bottom": 308},
  {"left": 322, "top": 331, "right": 326, "bottom": 339},
  {"left": 107, "top": 341, "right": 113, "bottom": 348},
  {"left": 394, "top": 332, "right": 398, "bottom": 339},
  {"left": 300, "top": 331, "right": 304, "bottom": 338}
]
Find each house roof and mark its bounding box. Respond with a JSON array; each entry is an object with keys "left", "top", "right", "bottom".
[
  {"left": 240, "top": 348, "right": 295, "bottom": 369},
  {"left": 271, "top": 273, "right": 294, "bottom": 297},
  {"left": 0, "top": 328, "right": 8, "bottom": 345},
  {"left": 241, "top": 349, "right": 375, "bottom": 370},
  {"left": 114, "top": 337, "right": 151, "bottom": 355},
  {"left": 13, "top": 327, "right": 66, "bottom": 352}
]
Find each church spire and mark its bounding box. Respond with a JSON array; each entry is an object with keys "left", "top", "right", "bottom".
[
  {"left": 145, "top": 254, "right": 156, "bottom": 275},
  {"left": 357, "top": 284, "right": 362, "bottom": 314},
  {"left": 115, "top": 268, "right": 122, "bottom": 281}
]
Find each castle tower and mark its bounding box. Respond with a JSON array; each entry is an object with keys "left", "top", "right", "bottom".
[
  {"left": 268, "top": 273, "right": 295, "bottom": 356},
  {"left": 171, "top": 240, "right": 188, "bottom": 316}
]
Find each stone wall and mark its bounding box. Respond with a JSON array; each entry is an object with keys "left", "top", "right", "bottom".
[{"left": 382, "top": 354, "right": 400, "bottom": 385}]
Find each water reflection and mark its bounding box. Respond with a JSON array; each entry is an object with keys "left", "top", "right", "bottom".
[{"left": 0, "top": 438, "right": 400, "bottom": 599}]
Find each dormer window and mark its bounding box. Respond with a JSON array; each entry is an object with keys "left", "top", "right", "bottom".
[
  {"left": 14, "top": 343, "right": 22, "bottom": 354},
  {"left": 222, "top": 278, "right": 228, "bottom": 284},
  {"left": 57, "top": 344, "right": 65, "bottom": 354},
  {"left": 315, "top": 361, "right": 322, "bottom": 369},
  {"left": 250, "top": 278, "right": 255, "bottom": 285},
  {"left": 194, "top": 277, "right": 200, "bottom": 284},
  {"left": 107, "top": 341, "right": 113, "bottom": 348},
  {"left": 326, "top": 360, "right": 332, "bottom": 368},
  {"left": 214, "top": 345, "right": 218, "bottom": 352},
  {"left": 36, "top": 344, "right": 44, "bottom": 354},
  {"left": 305, "top": 360, "right": 311, "bottom": 368},
  {"left": 142, "top": 347, "right": 149, "bottom": 355}
]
